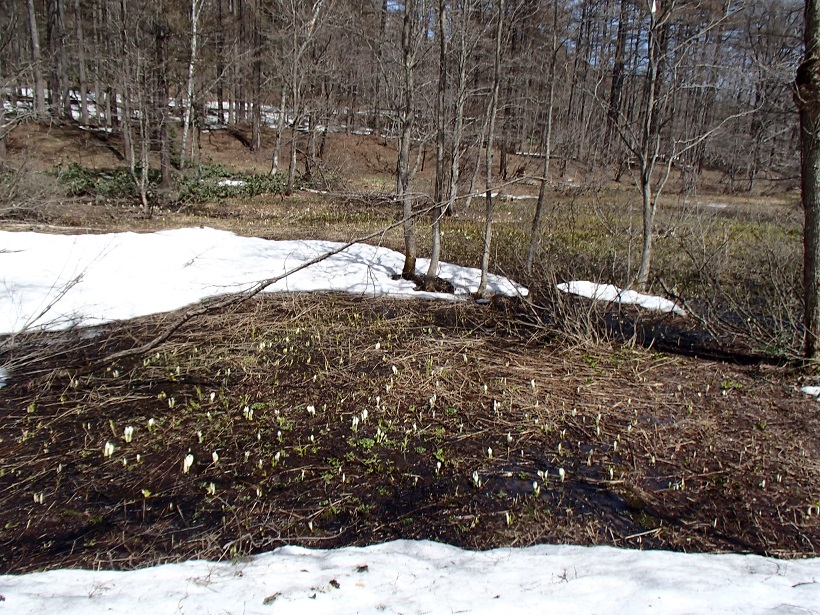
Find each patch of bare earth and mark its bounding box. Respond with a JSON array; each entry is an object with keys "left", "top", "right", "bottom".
[{"left": 1, "top": 295, "right": 817, "bottom": 573}]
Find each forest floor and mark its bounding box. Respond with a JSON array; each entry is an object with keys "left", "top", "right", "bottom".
[{"left": 0, "top": 122, "right": 817, "bottom": 573}]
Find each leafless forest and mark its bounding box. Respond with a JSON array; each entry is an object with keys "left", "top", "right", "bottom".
[
  {"left": 0, "top": 0, "right": 805, "bottom": 287},
  {"left": 1, "top": 0, "right": 801, "bottom": 178}
]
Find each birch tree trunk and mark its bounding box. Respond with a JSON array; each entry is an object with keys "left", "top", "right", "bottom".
[
  {"left": 181, "top": 0, "right": 205, "bottom": 169},
  {"left": 427, "top": 0, "right": 447, "bottom": 279}
]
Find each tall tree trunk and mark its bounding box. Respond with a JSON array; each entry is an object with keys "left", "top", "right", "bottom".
[
  {"left": 45, "top": 0, "right": 68, "bottom": 117},
  {"left": 26, "top": 0, "right": 46, "bottom": 114},
  {"left": 181, "top": 0, "right": 204, "bottom": 169},
  {"left": 526, "top": 0, "right": 558, "bottom": 274},
  {"left": 797, "top": 0, "right": 820, "bottom": 358},
  {"left": 444, "top": 0, "right": 470, "bottom": 218},
  {"left": 427, "top": 0, "right": 447, "bottom": 279},
  {"left": 56, "top": 0, "right": 70, "bottom": 118},
  {"left": 271, "top": 83, "right": 286, "bottom": 174},
  {"left": 286, "top": 81, "right": 300, "bottom": 195},
  {"left": 373, "top": 0, "right": 387, "bottom": 131},
  {"left": 398, "top": 0, "right": 417, "bottom": 279},
  {"left": 635, "top": 3, "right": 662, "bottom": 291},
  {"left": 605, "top": 0, "right": 629, "bottom": 159},
  {"left": 74, "top": 0, "right": 89, "bottom": 124},
  {"left": 93, "top": 0, "right": 103, "bottom": 125},
  {"left": 477, "top": 0, "right": 504, "bottom": 296},
  {"left": 251, "top": 4, "right": 262, "bottom": 152},
  {"left": 464, "top": 111, "right": 488, "bottom": 211},
  {"left": 155, "top": 9, "right": 172, "bottom": 190},
  {"left": 216, "top": 0, "right": 226, "bottom": 124},
  {"left": 118, "top": 0, "right": 135, "bottom": 170}
]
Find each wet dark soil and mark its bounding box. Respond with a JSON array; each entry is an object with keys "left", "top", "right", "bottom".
[{"left": 1, "top": 295, "right": 817, "bottom": 573}]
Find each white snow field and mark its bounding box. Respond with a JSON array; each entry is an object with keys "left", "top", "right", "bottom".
[
  {"left": 0, "top": 227, "right": 527, "bottom": 336},
  {"left": 1, "top": 228, "right": 817, "bottom": 613},
  {"left": 1, "top": 540, "right": 818, "bottom": 615}
]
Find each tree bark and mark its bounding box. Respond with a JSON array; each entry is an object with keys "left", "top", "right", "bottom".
[
  {"left": 26, "top": 0, "right": 46, "bottom": 114},
  {"left": 427, "top": 0, "right": 447, "bottom": 279},
  {"left": 526, "top": 0, "right": 558, "bottom": 275},
  {"left": 634, "top": 3, "right": 662, "bottom": 291},
  {"left": 798, "top": 0, "right": 820, "bottom": 359},
  {"left": 181, "top": 0, "right": 204, "bottom": 169},
  {"left": 477, "top": 0, "right": 504, "bottom": 296},
  {"left": 398, "top": 0, "right": 418, "bottom": 278},
  {"left": 74, "top": 0, "right": 89, "bottom": 124},
  {"left": 155, "top": 9, "right": 172, "bottom": 190}
]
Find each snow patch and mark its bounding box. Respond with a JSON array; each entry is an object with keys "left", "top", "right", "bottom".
[
  {"left": 558, "top": 281, "right": 686, "bottom": 316},
  {"left": 800, "top": 385, "right": 820, "bottom": 399},
  {"left": 217, "top": 178, "right": 246, "bottom": 187},
  {"left": 0, "top": 540, "right": 817, "bottom": 615},
  {"left": 0, "top": 228, "right": 527, "bottom": 335}
]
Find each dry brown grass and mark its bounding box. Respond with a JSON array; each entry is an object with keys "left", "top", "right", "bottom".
[{"left": 1, "top": 295, "right": 817, "bottom": 573}]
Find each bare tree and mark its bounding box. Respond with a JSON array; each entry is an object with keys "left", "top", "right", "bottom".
[
  {"left": 477, "top": 0, "right": 504, "bottom": 296},
  {"left": 26, "top": 0, "right": 46, "bottom": 114},
  {"left": 279, "top": 0, "right": 327, "bottom": 196},
  {"left": 153, "top": 4, "right": 172, "bottom": 190},
  {"left": 605, "top": 1, "right": 744, "bottom": 290},
  {"left": 797, "top": 0, "right": 820, "bottom": 358},
  {"left": 72, "top": 0, "right": 90, "bottom": 124},
  {"left": 396, "top": 0, "right": 427, "bottom": 279},
  {"left": 443, "top": 0, "right": 483, "bottom": 219},
  {"left": 427, "top": 0, "right": 448, "bottom": 279},
  {"left": 526, "top": 0, "right": 561, "bottom": 274},
  {"left": 181, "top": 0, "right": 207, "bottom": 169}
]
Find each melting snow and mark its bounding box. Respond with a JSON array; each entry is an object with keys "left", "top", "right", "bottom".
[
  {"left": 800, "top": 385, "right": 820, "bottom": 399},
  {"left": 557, "top": 281, "right": 686, "bottom": 316},
  {"left": 0, "top": 227, "right": 527, "bottom": 335},
  {"left": 216, "top": 178, "right": 246, "bottom": 187},
  {"left": 0, "top": 540, "right": 817, "bottom": 615}
]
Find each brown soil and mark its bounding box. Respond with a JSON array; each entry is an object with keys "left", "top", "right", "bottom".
[{"left": 1, "top": 295, "right": 817, "bottom": 573}]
